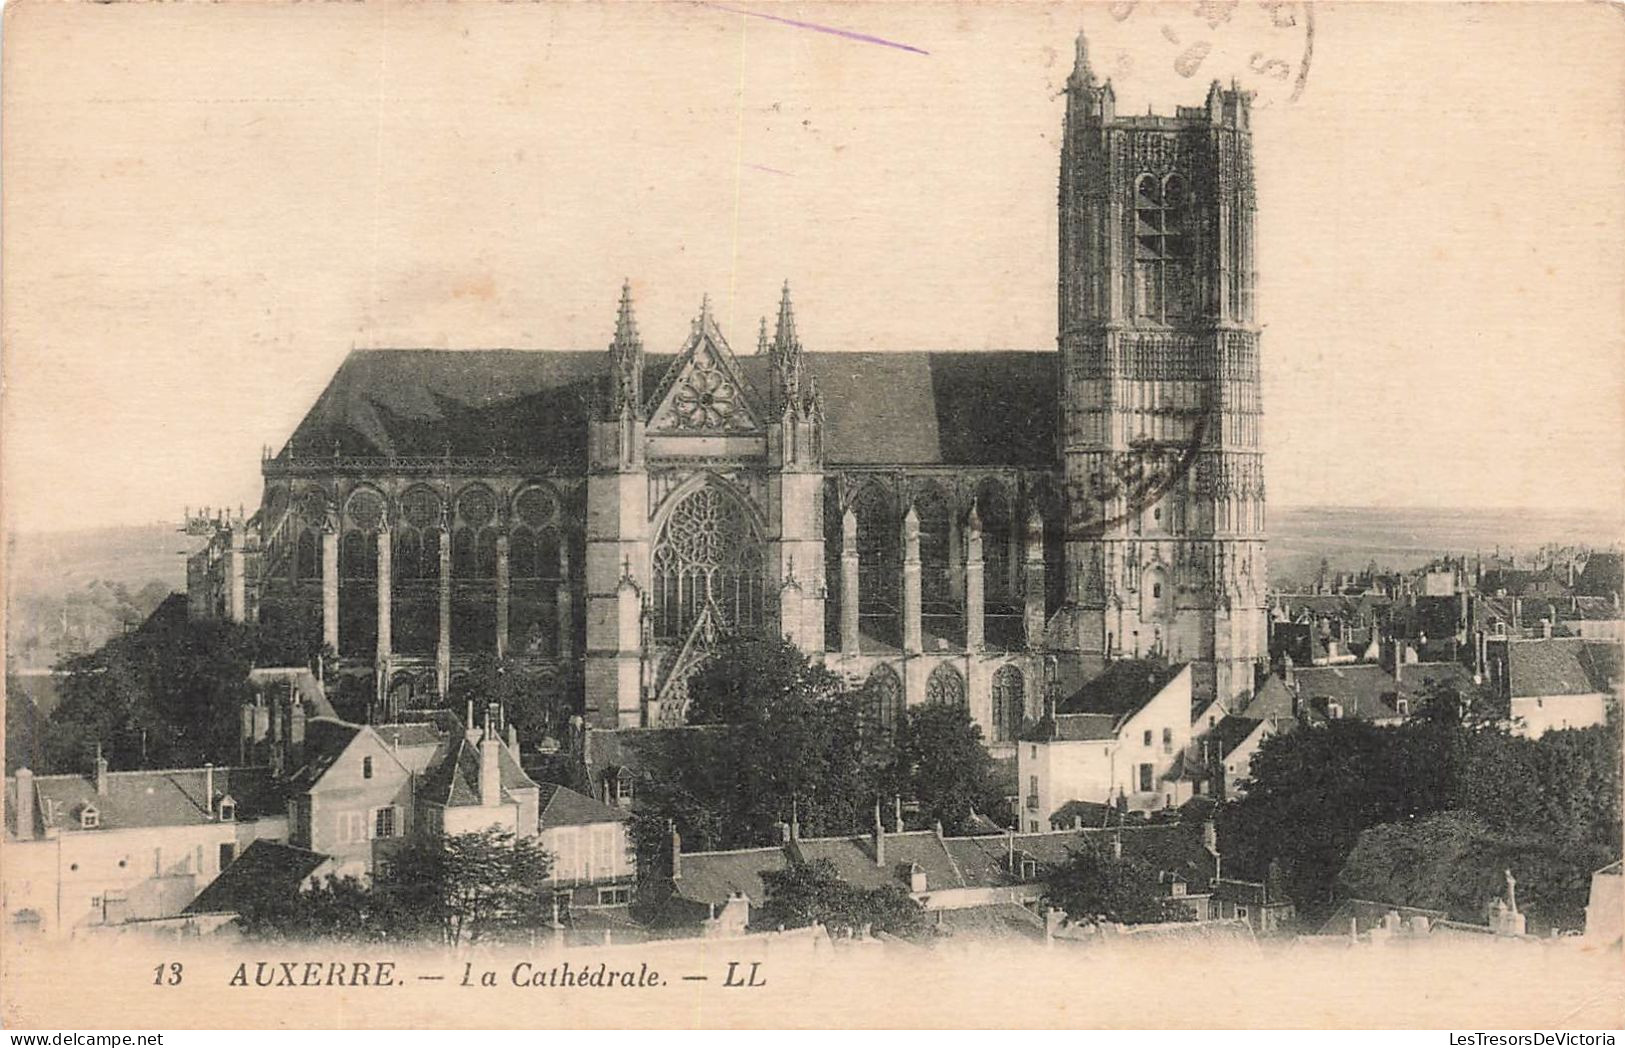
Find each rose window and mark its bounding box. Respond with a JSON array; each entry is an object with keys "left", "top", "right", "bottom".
[
  {"left": 514, "top": 487, "right": 558, "bottom": 528},
  {"left": 401, "top": 487, "right": 442, "bottom": 530},
  {"left": 652, "top": 485, "right": 764, "bottom": 639},
  {"left": 672, "top": 348, "right": 739, "bottom": 430},
  {"left": 457, "top": 487, "right": 496, "bottom": 528},
  {"left": 347, "top": 490, "right": 385, "bottom": 531}
]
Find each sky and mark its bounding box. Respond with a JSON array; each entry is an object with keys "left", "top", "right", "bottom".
[{"left": 4, "top": 1, "right": 1623, "bottom": 534}]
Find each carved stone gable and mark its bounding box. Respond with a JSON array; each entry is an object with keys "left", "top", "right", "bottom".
[{"left": 647, "top": 319, "right": 764, "bottom": 435}]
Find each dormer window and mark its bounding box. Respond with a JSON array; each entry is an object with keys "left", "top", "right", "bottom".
[
  {"left": 218, "top": 796, "right": 236, "bottom": 822},
  {"left": 1327, "top": 702, "right": 1343, "bottom": 720},
  {"left": 614, "top": 773, "right": 634, "bottom": 803},
  {"left": 1395, "top": 699, "right": 1409, "bottom": 718},
  {"left": 80, "top": 805, "right": 100, "bottom": 830},
  {"left": 1020, "top": 857, "right": 1038, "bottom": 881}
]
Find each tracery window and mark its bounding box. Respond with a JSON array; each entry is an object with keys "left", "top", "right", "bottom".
[
  {"left": 1134, "top": 173, "right": 1191, "bottom": 321},
  {"left": 853, "top": 485, "right": 899, "bottom": 616},
  {"left": 296, "top": 529, "right": 322, "bottom": 581},
  {"left": 991, "top": 665, "right": 1025, "bottom": 743},
  {"left": 914, "top": 491, "right": 953, "bottom": 614},
  {"left": 671, "top": 345, "right": 743, "bottom": 430},
  {"left": 652, "top": 485, "right": 764, "bottom": 639},
  {"left": 863, "top": 663, "right": 904, "bottom": 732},
  {"left": 926, "top": 663, "right": 966, "bottom": 707}
]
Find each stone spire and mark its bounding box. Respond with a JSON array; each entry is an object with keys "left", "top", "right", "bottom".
[
  {"left": 1067, "top": 29, "right": 1095, "bottom": 91},
  {"left": 771, "top": 280, "right": 806, "bottom": 416},
  {"left": 606, "top": 280, "right": 644, "bottom": 418}
]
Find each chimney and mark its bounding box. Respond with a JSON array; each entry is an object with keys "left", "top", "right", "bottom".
[
  {"left": 1111, "top": 834, "right": 1123, "bottom": 861},
  {"left": 893, "top": 794, "right": 904, "bottom": 834},
  {"left": 14, "top": 768, "right": 35, "bottom": 839},
  {"left": 95, "top": 745, "right": 108, "bottom": 796},
  {"left": 909, "top": 862, "right": 927, "bottom": 894},
  {"left": 777, "top": 820, "right": 791, "bottom": 844},
  {"left": 479, "top": 704, "right": 502, "bottom": 808},
  {"left": 205, "top": 763, "right": 215, "bottom": 817},
  {"left": 669, "top": 821, "right": 682, "bottom": 881},
  {"left": 506, "top": 723, "right": 520, "bottom": 757},
  {"left": 1393, "top": 644, "right": 1402, "bottom": 683},
  {"left": 872, "top": 803, "right": 886, "bottom": 867},
  {"left": 465, "top": 700, "right": 480, "bottom": 745},
  {"left": 1511, "top": 597, "right": 1522, "bottom": 633}
]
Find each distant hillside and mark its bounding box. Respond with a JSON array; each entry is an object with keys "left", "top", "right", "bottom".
[
  {"left": 5, "top": 508, "right": 1616, "bottom": 665},
  {"left": 6, "top": 523, "right": 200, "bottom": 669},
  {"left": 1270, "top": 505, "right": 1622, "bottom": 588}
]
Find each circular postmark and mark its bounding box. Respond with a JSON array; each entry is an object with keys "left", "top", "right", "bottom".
[
  {"left": 1065, "top": 406, "right": 1212, "bottom": 537},
  {"left": 1063, "top": 0, "right": 1314, "bottom": 108}
]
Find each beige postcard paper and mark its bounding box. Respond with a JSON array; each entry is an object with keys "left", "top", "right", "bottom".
[{"left": 2, "top": 0, "right": 1623, "bottom": 1030}]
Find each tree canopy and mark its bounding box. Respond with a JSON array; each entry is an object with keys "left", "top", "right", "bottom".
[
  {"left": 630, "top": 636, "right": 1002, "bottom": 854},
  {"left": 1042, "top": 837, "right": 1193, "bottom": 926},
  {"left": 756, "top": 858, "right": 924, "bottom": 939},
  {"left": 238, "top": 828, "right": 556, "bottom": 945}
]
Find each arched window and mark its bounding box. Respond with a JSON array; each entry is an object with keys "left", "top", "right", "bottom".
[
  {"left": 926, "top": 663, "right": 966, "bottom": 707},
  {"left": 476, "top": 530, "right": 499, "bottom": 579},
  {"left": 340, "top": 531, "right": 376, "bottom": 579},
  {"left": 452, "top": 527, "right": 477, "bottom": 579},
  {"left": 914, "top": 491, "right": 953, "bottom": 614},
  {"left": 991, "top": 665, "right": 1025, "bottom": 743},
  {"left": 975, "top": 483, "right": 1014, "bottom": 606},
  {"left": 296, "top": 529, "right": 322, "bottom": 581},
  {"left": 651, "top": 484, "right": 765, "bottom": 639},
  {"left": 863, "top": 663, "right": 904, "bottom": 732},
  {"left": 1134, "top": 171, "right": 1191, "bottom": 321},
  {"left": 853, "top": 485, "right": 898, "bottom": 617}
]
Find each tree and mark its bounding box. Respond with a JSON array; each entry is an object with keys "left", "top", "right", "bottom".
[
  {"left": 1338, "top": 812, "right": 1613, "bottom": 933},
  {"left": 891, "top": 702, "right": 1000, "bottom": 835},
  {"left": 1042, "top": 837, "right": 1193, "bottom": 925},
  {"left": 234, "top": 875, "right": 407, "bottom": 943},
  {"left": 380, "top": 827, "right": 556, "bottom": 946},
  {"left": 756, "top": 858, "right": 924, "bottom": 939},
  {"left": 631, "top": 636, "right": 892, "bottom": 852},
  {"left": 445, "top": 654, "right": 570, "bottom": 743}
]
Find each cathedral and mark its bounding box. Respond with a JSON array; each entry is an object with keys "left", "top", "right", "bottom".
[{"left": 187, "top": 35, "right": 1269, "bottom": 753}]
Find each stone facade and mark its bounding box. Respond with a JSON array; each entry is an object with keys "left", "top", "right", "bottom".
[{"left": 191, "top": 33, "right": 1269, "bottom": 745}]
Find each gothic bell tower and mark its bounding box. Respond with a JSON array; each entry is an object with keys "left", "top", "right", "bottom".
[{"left": 1057, "top": 33, "right": 1268, "bottom": 705}]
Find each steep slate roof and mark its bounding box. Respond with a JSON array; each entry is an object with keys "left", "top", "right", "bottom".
[
  {"left": 12, "top": 766, "right": 282, "bottom": 837},
  {"left": 1575, "top": 554, "right": 1623, "bottom": 598},
  {"left": 790, "top": 830, "right": 965, "bottom": 893},
  {"left": 419, "top": 734, "right": 539, "bottom": 808},
  {"left": 1210, "top": 715, "right": 1266, "bottom": 759},
  {"left": 1292, "top": 665, "right": 1404, "bottom": 722},
  {"left": 285, "top": 719, "right": 363, "bottom": 789},
  {"left": 1507, "top": 639, "right": 1617, "bottom": 698},
  {"left": 537, "top": 783, "right": 629, "bottom": 829},
  {"left": 672, "top": 847, "right": 788, "bottom": 908},
  {"left": 1244, "top": 675, "right": 1297, "bottom": 721},
  {"left": 1028, "top": 713, "right": 1120, "bottom": 743},
  {"left": 185, "top": 840, "right": 331, "bottom": 915},
  {"left": 945, "top": 824, "right": 1215, "bottom": 893},
  {"left": 279, "top": 348, "right": 1058, "bottom": 469},
  {"left": 1059, "top": 660, "right": 1186, "bottom": 718}
]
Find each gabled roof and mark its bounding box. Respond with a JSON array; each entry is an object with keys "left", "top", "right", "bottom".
[
  {"left": 284, "top": 719, "right": 363, "bottom": 789},
  {"left": 537, "top": 783, "right": 629, "bottom": 829},
  {"left": 1243, "top": 675, "right": 1297, "bottom": 721},
  {"left": 1059, "top": 660, "right": 1187, "bottom": 719},
  {"left": 1026, "top": 712, "right": 1119, "bottom": 743},
  {"left": 10, "top": 766, "right": 282, "bottom": 838},
  {"left": 945, "top": 823, "right": 1215, "bottom": 894},
  {"left": 790, "top": 830, "right": 965, "bottom": 894},
  {"left": 184, "top": 840, "right": 332, "bottom": 915},
  {"left": 1292, "top": 665, "right": 1405, "bottom": 722},
  {"left": 671, "top": 847, "right": 789, "bottom": 908},
  {"left": 1507, "top": 638, "right": 1616, "bottom": 698},
  {"left": 418, "top": 734, "right": 539, "bottom": 808},
  {"left": 1210, "top": 715, "right": 1267, "bottom": 759},
  {"left": 278, "top": 347, "right": 1058, "bottom": 470}
]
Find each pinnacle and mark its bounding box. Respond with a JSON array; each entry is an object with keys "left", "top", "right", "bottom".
[
  {"left": 774, "top": 279, "right": 799, "bottom": 349},
  {"left": 1069, "top": 29, "right": 1095, "bottom": 88},
  {"left": 613, "top": 280, "right": 640, "bottom": 348}
]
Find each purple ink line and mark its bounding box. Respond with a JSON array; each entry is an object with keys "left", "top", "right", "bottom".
[
  {"left": 745, "top": 163, "right": 792, "bottom": 176},
  {"left": 701, "top": 2, "right": 930, "bottom": 56}
]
